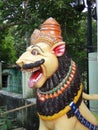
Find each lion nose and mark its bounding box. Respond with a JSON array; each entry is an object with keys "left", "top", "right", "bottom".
[
  {"left": 16, "top": 59, "right": 24, "bottom": 68},
  {"left": 16, "top": 51, "right": 31, "bottom": 67}
]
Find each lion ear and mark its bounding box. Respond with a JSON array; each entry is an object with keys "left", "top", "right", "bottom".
[{"left": 51, "top": 42, "right": 66, "bottom": 57}]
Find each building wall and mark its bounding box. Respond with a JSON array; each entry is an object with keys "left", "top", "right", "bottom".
[
  {"left": 2, "top": 68, "right": 22, "bottom": 94},
  {"left": 0, "top": 91, "right": 38, "bottom": 130}
]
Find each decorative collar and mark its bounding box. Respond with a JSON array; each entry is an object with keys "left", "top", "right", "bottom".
[
  {"left": 38, "top": 84, "right": 82, "bottom": 120},
  {"left": 37, "top": 60, "right": 76, "bottom": 102}
]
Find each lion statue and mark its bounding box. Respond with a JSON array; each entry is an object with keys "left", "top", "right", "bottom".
[{"left": 16, "top": 17, "right": 98, "bottom": 130}]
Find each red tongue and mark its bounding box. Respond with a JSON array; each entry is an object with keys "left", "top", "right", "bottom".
[
  {"left": 30, "top": 71, "right": 40, "bottom": 80},
  {"left": 28, "top": 69, "right": 42, "bottom": 88}
]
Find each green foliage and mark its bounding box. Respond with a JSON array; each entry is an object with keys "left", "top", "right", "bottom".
[
  {"left": 0, "top": 108, "right": 12, "bottom": 130},
  {"left": 2, "top": 118, "right": 12, "bottom": 130},
  {"left": 0, "top": 28, "right": 16, "bottom": 64},
  {"left": 0, "top": 0, "right": 97, "bottom": 77}
]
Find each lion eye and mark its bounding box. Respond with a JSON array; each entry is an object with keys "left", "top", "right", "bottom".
[{"left": 31, "top": 49, "right": 39, "bottom": 55}]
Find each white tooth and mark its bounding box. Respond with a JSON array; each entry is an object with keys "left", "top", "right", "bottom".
[
  {"left": 36, "top": 74, "right": 42, "bottom": 81},
  {"left": 34, "top": 79, "right": 37, "bottom": 82}
]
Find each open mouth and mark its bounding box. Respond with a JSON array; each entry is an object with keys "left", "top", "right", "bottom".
[{"left": 28, "top": 67, "right": 43, "bottom": 88}]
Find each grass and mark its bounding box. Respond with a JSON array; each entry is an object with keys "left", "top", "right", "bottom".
[{"left": 93, "top": 112, "right": 98, "bottom": 121}]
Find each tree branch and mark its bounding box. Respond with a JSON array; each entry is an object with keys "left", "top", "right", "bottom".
[{"left": 0, "top": 20, "right": 27, "bottom": 30}]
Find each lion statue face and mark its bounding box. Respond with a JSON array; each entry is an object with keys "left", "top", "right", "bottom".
[
  {"left": 16, "top": 17, "right": 65, "bottom": 89},
  {"left": 16, "top": 41, "right": 65, "bottom": 88}
]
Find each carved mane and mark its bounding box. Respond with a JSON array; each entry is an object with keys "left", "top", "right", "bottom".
[{"left": 37, "top": 51, "right": 82, "bottom": 118}]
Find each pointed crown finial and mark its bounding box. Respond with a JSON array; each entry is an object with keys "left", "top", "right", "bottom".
[{"left": 30, "top": 17, "right": 65, "bottom": 47}]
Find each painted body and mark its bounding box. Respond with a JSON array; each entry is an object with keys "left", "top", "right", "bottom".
[
  {"left": 39, "top": 102, "right": 97, "bottom": 130},
  {"left": 16, "top": 18, "right": 98, "bottom": 130}
]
